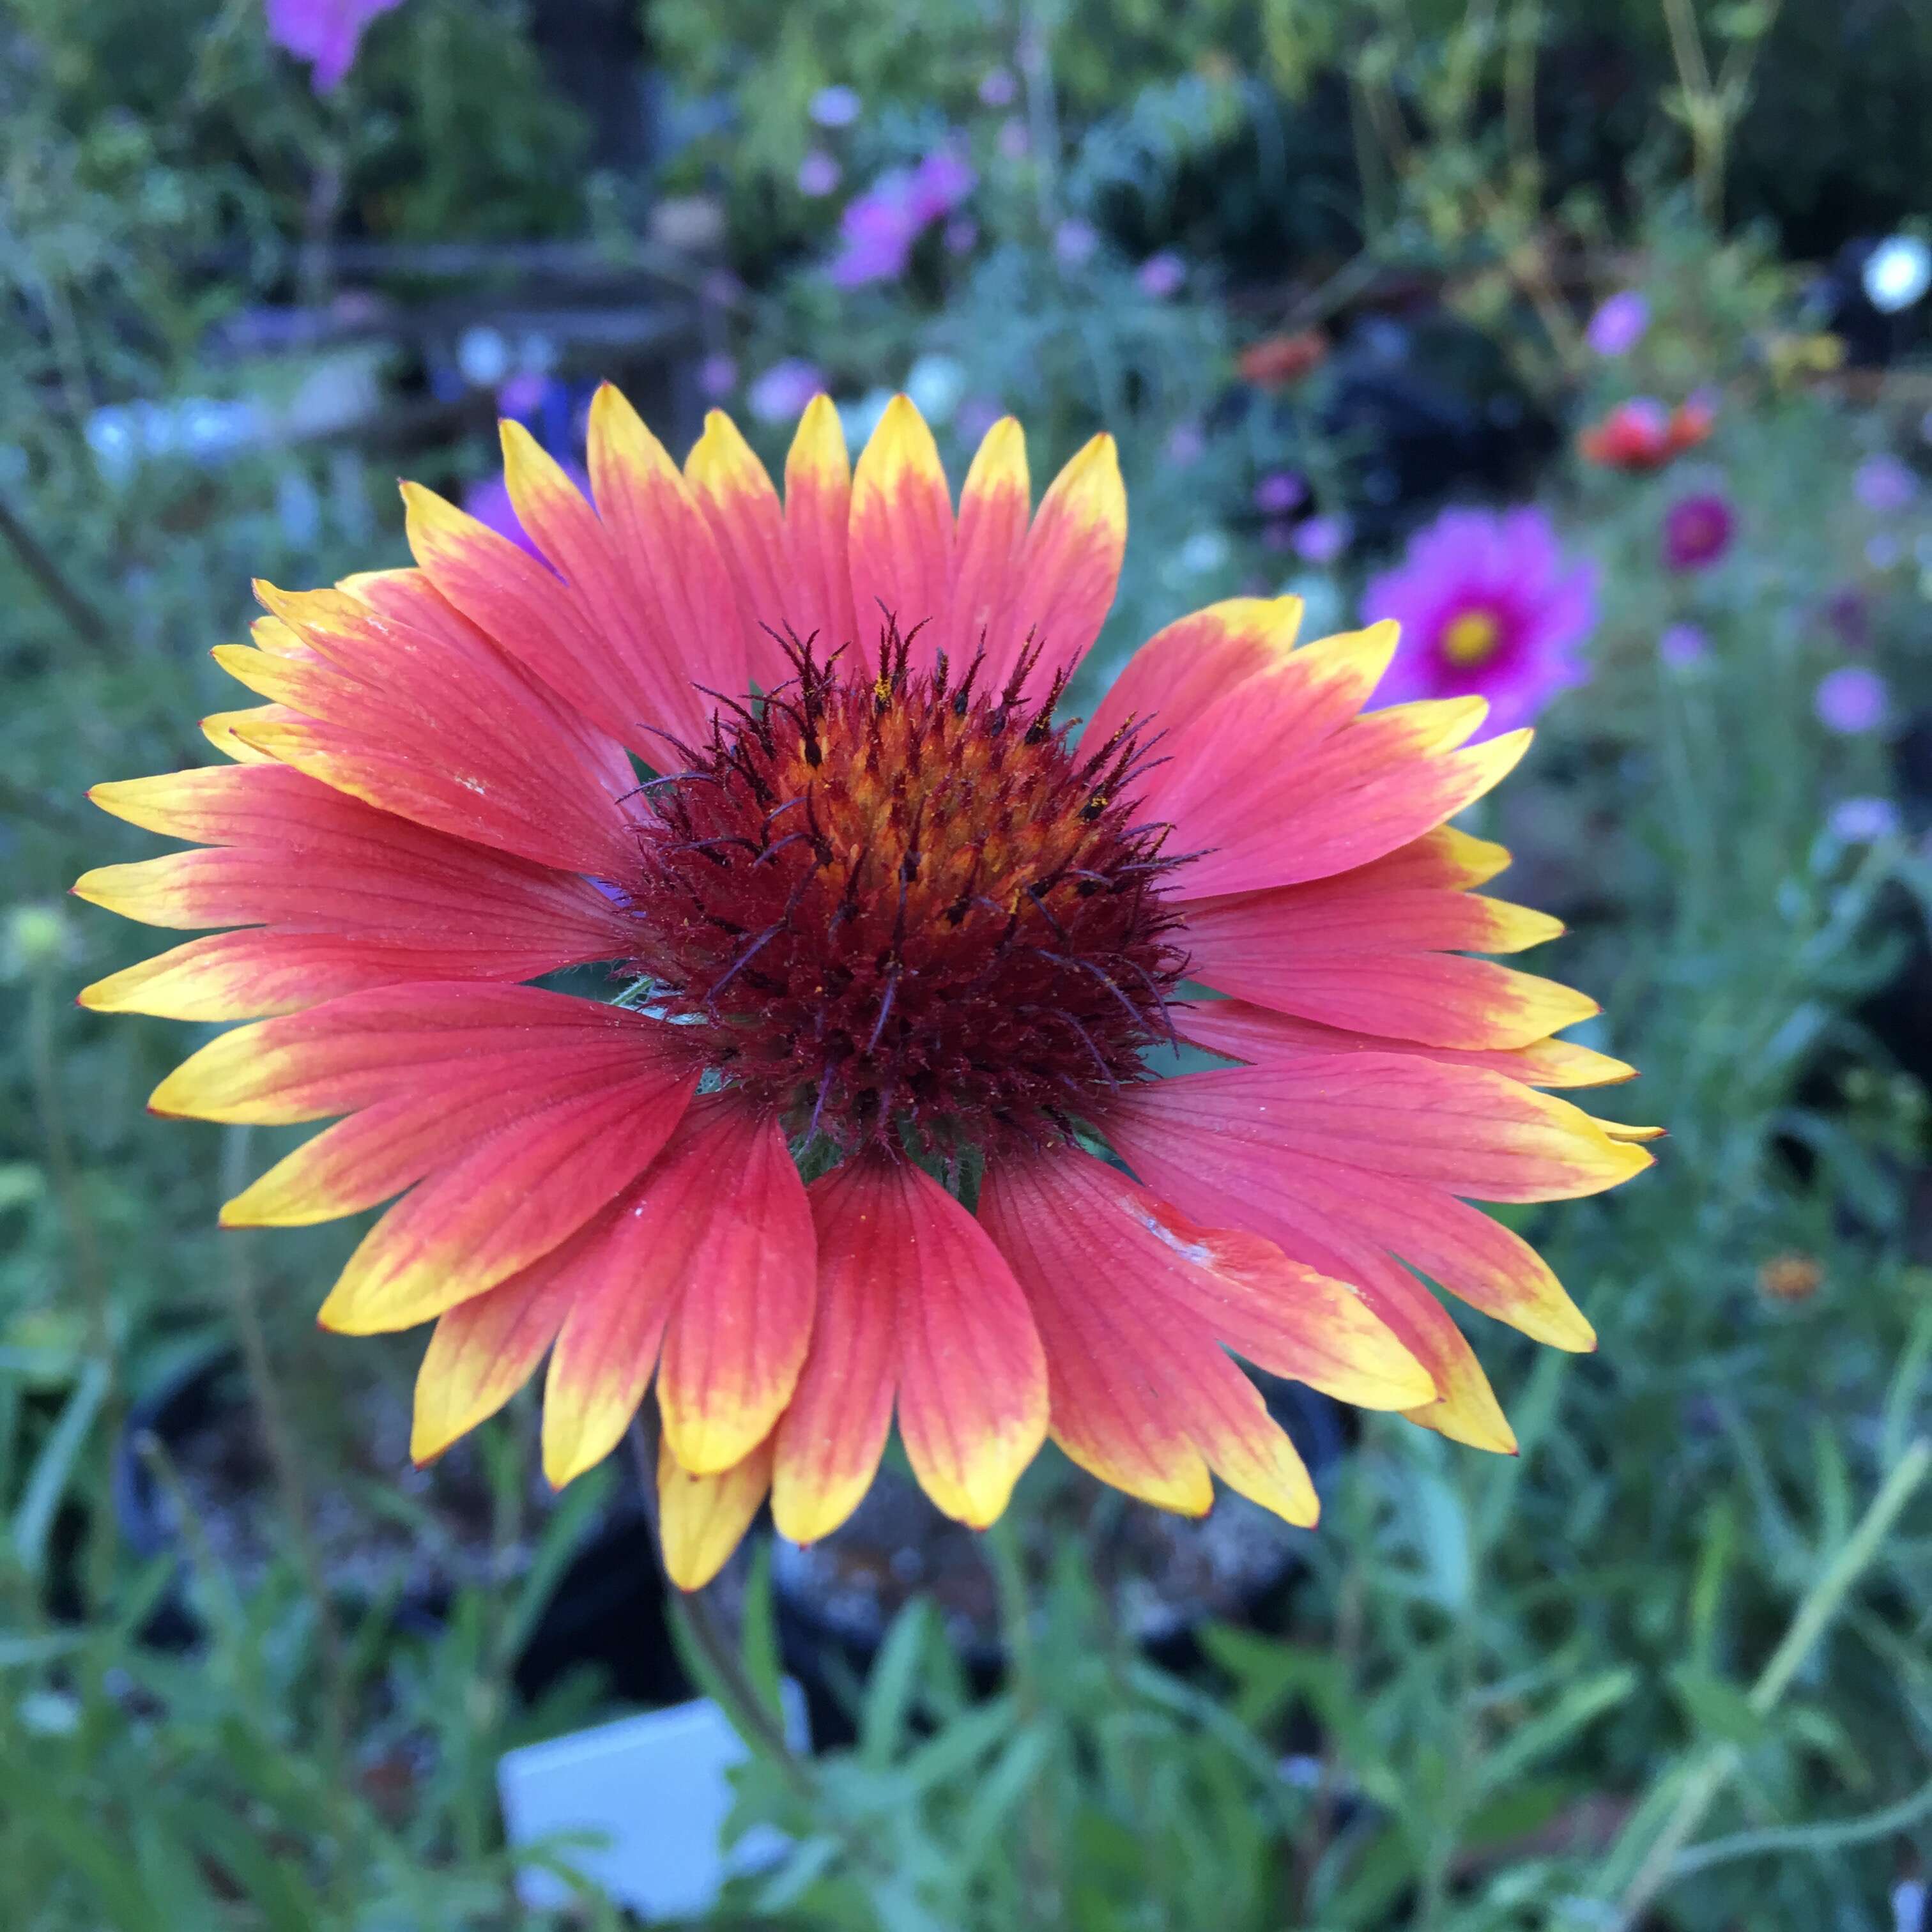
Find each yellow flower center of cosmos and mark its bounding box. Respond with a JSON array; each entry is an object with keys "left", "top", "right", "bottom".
[
  {"left": 1439, "top": 608, "right": 1503, "bottom": 667},
  {"left": 620, "top": 627, "right": 1188, "bottom": 1156}
]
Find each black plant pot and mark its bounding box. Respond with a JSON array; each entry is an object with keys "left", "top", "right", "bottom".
[
  {"left": 769, "top": 1379, "right": 1351, "bottom": 1747},
  {"left": 114, "top": 1351, "right": 690, "bottom": 1706}
]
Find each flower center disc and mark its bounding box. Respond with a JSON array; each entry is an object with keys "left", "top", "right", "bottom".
[
  {"left": 1440, "top": 608, "right": 1503, "bottom": 667},
  {"left": 622, "top": 631, "right": 1190, "bottom": 1155}
]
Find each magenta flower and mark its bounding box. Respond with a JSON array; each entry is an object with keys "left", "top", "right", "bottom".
[
  {"left": 1662, "top": 493, "right": 1736, "bottom": 572},
  {"left": 265, "top": 0, "right": 403, "bottom": 93},
  {"left": 1362, "top": 505, "right": 1598, "bottom": 735},
  {"left": 1815, "top": 666, "right": 1889, "bottom": 735},
  {"left": 1585, "top": 291, "right": 1650, "bottom": 358},
  {"left": 907, "top": 148, "right": 977, "bottom": 225},
  {"left": 1137, "top": 252, "right": 1186, "bottom": 299},
  {"left": 828, "top": 148, "right": 976, "bottom": 286}
]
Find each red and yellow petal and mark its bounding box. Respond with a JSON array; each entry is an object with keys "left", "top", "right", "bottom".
[
  {"left": 149, "top": 983, "right": 674, "bottom": 1123},
  {"left": 657, "top": 1431, "right": 776, "bottom": 1591},
  {"left": 848, "top": 395, "right": 954, "bottom": 673},
  {"left": 78, "top": 764, "right": 632, "bottom": 970},
  {"left": 410, "top": 1243, "right": 587, "bottom": 1463},
  {"left": 77, "top": 930, "right": 468, "bottom": 1021},
  {"left": 684, "top": 408, "right": 795, "bottom": 691},
  {"left": 218, "top": 1061, "right": 652, "bottom": 1227},
  {"left": 650, "top": 1100, "right": 818, "bottom": 1476},
  {"left": 318, "top": 1062, "right": 698, "bottom": 1337},
  {"left": 1156, "top": 687, "right": 1528, "bottom": 901},
  {"left": 1180, "top": 999, "right": 1637, "bottom": 1091},
  {"left": 887, "top": 1160, "right": 1049, "bottom": 1529},
  {"left": 1112, "top": 1057, "right": 1652, "bottom": 1207},
  {"left": 227, "top": 574, "right": 640, "bottom": 877},
  {"left": 981, "top": 1149, "right": 1433, "bottom": 1411},
  {"left": 770, "top": 1159, "right": 902, "bottom": 1544},
  {"left": 578, "top": 387, "right": 750, "bottom": 734},
  {"left": 1084, "top": 596, "right": 1307, "bottom": 752},
  {"left": 1181, "top": 879, "right": 1596, "bottom": 1051},
  {"left": 992, "top": 431, "right": 1126, "bottom": 693},
  {"left": 943, "top": 416, "right": 1031, "bottom": 670},
  {"left": 783, "top": 394, "right": 859, "bottom": 656}
]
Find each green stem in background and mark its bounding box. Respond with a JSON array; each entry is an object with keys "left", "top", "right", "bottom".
[
  {"left": 982, "top": 1514, "right": 1038, "bottom": 1716},
  {"left": 624, "top": 1414, "right": 812, "bottom": 1793},
  {"left": 0, "top": 495, "right": 107, "bottom": 652},
  {"left": 24, "top": 953, "right": 119, "bottom": 1616},
  {"left": 1598, "top": 1436, "right": 1932, "bottom": 1926},
  {"left": 217, "top": 1125, "right": 358, "bottom": 1919}
]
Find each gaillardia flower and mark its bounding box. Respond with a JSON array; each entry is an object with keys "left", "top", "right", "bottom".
[
  {"left": 1362, "top": 505, "right": 1599, "bottom": 734},
  {"left": 76, "top": 389, "right": 1653, "bottom": 1588}
]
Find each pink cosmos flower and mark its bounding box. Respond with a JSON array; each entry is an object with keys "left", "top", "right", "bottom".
[
  {"left": 1363, "top": 506, "right": 1598, "bottom": 736},
  {"left": 264, "top": 0, "right": 403, "bottom": 93}
]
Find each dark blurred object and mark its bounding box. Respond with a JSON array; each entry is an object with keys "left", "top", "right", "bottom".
[
  {"left": 114, "top": 1352, "right": 691, "bottom": 1706},
  {"left": 1802, "top": 239, "right": 1931, "bottom": 370},
  {"left": 774, "top": 1381, "right": 1349, "bottom": 1746}
]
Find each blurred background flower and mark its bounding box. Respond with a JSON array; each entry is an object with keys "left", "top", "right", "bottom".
[
  {"left": 1662, "top": 491, "right": 1737, "bottom": 572},
  {"left": 1363, "top": 505, "right": 1597, "bottom": 733}
]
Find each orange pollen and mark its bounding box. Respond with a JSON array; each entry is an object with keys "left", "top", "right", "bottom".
[
  {"left": 617, "top": 628, "right": 1192, "bottom": 1157},
  {"left": 1440, "top": 608, "right": 1503, "bottom": 667}
]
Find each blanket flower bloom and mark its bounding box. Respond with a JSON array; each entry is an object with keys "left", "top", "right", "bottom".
[
  {"left": 1578, "top": 396, "right": 1713, "bottom": 472},
  {"left": 1362, "top": 505, "right": 1599, "bottom": 735},
  {"left": 76, "top": 389, "right": 1653, "bottom": 1588}
]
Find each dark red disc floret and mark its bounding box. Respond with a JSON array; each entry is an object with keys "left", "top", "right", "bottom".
[{"left": 617, "top": 627, "right": 1192, "bottom": 1156}]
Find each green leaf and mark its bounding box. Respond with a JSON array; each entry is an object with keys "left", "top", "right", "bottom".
[
  {"left": 12, "top": 1356, "right": 108, "bottom": 1574},
  {"left": 739, "top": 1536, "right": 785, "bottom": 1727},
  {"left": 859, "top": 1598, "right": 933, "bottom": 1766},
  {"left": 1478, "top": 1668, "right": 1639, "bottom": 1795},
  {"left": 1668, "top": 1664, "right": 1774, "bottom": 1752}
]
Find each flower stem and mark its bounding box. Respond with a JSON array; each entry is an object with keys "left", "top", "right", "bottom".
[{"left": 624, "top": 1413, "right": 813, "bottom": 1793}]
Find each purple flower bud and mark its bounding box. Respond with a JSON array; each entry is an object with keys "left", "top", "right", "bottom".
[
  {"left": 1054, "top": 218, "right": 1098, "bottom": 267},
  {"left": 1659, "top": 622, "right": 1708, "bottom": 666},
  {"left": 747, "top": 359, "right": 825, "bottom": 425},
  {"left": 978, "top": 67, "right": 1017, "bottom": 107},
  {"left": 1253, "top": 471, "right": 1307, "bottom": 516},
  {"left": 1294, "top": 514, "right": 1352, "bottom": 565},
  {"left": 1854, "top": 454, "right": 1919, "bottom": 514},
  {"left": 797, "top": 150, "right": 842, "bottom": 198},
  {"left": 1828, "top": 796, "right": 1900, "bottom": 843},
  {"left": 809, "top": 85, "right": 861, "bottom": 128},
  {"left": 1137, "top": 251, "right": 1186, "bottom": 300},
  {"left": 1585, "top": 291, "right": 1650, "bottom": 358},
  {"left": 1814, "top": 665, "right": 1889, "bottom": 735},
  {"left": 699, "top": 353, "right": 738, "bottom": 401}
]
